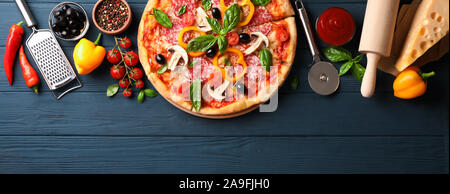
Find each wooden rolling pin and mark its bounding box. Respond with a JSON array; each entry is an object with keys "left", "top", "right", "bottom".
[{"left": 359, "top": 0, "right": 400, "bottom": 98}]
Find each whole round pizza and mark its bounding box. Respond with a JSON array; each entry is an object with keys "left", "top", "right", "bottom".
[{"left": 138, "top": 0, "right": 297, "bottom": 117}]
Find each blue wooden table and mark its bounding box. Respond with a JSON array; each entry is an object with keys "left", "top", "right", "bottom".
[{"left": 0, "top": 0, "right": 448, "bottom": 174}]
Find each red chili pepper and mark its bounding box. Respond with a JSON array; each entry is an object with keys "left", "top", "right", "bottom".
[
  {"left": 3, "top": 21, "right": 25, "bottom": 85},
  {"left": 19, "top": 46, "right": 40, "bottom": 94}
]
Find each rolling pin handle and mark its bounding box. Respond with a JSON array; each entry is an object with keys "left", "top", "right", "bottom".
[{"left": 361, "top": 53, "right": 380, "bottom": 98}]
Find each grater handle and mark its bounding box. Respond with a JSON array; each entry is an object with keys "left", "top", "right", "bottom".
[{"left": 14, "top": 0, "right": 37, "bottom": 28}]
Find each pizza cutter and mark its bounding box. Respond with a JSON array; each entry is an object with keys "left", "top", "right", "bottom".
[{"left": 295, "top": 0, "right": 340, "bottom": 96}]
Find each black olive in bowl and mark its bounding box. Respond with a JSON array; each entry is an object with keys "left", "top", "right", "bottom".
[{"left": 49, "top": 2, "right": 89, "bottom": 41}]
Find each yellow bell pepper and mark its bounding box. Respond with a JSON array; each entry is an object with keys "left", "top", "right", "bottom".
[
  {"left": 73, "top": 33, "right": 106, "bottom": 75},
  {"left": 213, "top": 48, "right": 248, "bottom": 82},
  {"left": 393, "top": 66, "right": 435, "bottom": 100},
  {"left": 220, "top": 0, "right": 255, "bottom": 27},
  {"left": 178, "top": 26, "right": 206, "bottom": 57}
]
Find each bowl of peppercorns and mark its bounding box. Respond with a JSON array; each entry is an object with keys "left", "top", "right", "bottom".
[{"left": 93, "top": 0, "right": 132, "bottom": 35}]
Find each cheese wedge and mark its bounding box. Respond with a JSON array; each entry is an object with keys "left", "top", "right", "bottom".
[{"left": 395, "top": 0, "right": 449, "bottom": 72}]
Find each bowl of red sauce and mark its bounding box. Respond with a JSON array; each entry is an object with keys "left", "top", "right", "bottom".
[{"left": 316, "top": 7, "right": 355, "bottom": 46}]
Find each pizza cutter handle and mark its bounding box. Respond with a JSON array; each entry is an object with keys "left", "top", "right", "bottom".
[
  {"left": 296, "top": 0, "right": 321, "bottom": 63},
  {"left": 14, "top": 0, "right": 37, "bottom": 28}
]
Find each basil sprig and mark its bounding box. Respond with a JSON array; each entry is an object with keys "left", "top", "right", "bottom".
[
  {"left": 221, "top": 4, "right": 240, "bottom": 34},
  {"left": 259, "top": 49, "right": 272, "bottom": 72},
  {"left": 323, "top": 47, "right": 353, "bottom": 62},
  {"left": 323, "top": 47, "right": 366, "bottom": 82},
  {"left": 153, "top": 8, "right": 172, "bottom": 28},
  {"left": 351, "top": 63, "right": 365, "bottom": 82},
  {"left": 187, "top": 35, "right": 218, "bottom": 52},
  {"left": 177, "top": 5, "right": 186, "bottom": 16},
  {"left": 217, "top": 35, "right": 228, "bottom": 55},
  {"left": 144, "top": 89, "right": 158, "bottom": 98},
  {"left": 139, "top": 89, "right": 158, "bottom": 104},
  {"left": 138, "top": 90, "right": 145, "bottom": 104},
  {"left": 251, "top": 0, "right": 271, "bottom": 6},
  {"left": 107, "top": 84, "right": 119, "bottom": 97},
  {"left": 188, "top": 5, "right": 240, "bottom": 54},
  {"left": 190, "top": 79, "right": 202, "bottom": 112},
  {"left": 206, "top": 17, "right": 222, "bottom": 34},
  {"left": 202, "top": 0, "right": 212, "bottom": 11}
]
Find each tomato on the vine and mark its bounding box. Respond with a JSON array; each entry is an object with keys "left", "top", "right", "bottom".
[
  {"left": 110, "top": 65, "right": 126, "bottom": 80},
  {"left": 129, "top": 68, "right": 143, "bottom": 80},
  {"left": 123, "top": 88, "right": 133, "bottom": 98},
  {"left": 107, "top": 49, "right": 122, "bottom": 65},
  {"left": 119, "top": 79, "right": 130, "bottom": 88},
  {"left": 120, "top": 37, "right": 132, "bottom": 49},
  {"left": 134, "top": 79, "right": 144, "bottom": 89},
  {"left": 124, "top": 51, "right": 139, "bottom": 67}
]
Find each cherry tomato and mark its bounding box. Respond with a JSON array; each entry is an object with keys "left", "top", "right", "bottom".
[
  {"left": 110, "top": 65, "right": 125, "bottom": 80},
  {"left": 276, "top": 27, "right": 289, "bottom": 42},
  {"left": 129, "top": 68, "right": 144, "bottom": 80},
  {"left": 120, "top": 37, "right": 132, "bottom": 49},
  {"left": 226, "top": 32, "right": 240, "bottom": 46},
  {"left": 124, "top": 51, "right": 139, "bottom": 67},
  {"left": 123, "top": 88, "right": 133, "bottom": 98},
  {"left": 119, "top": 79, "right": 130, "bottom": 88},
  {"left": 106, "top": 49, "right": 122, "bottom": 65},
  {"left": 181, "top": 13, "right": 195, "bottom": 27},
  {"left": 134, "top": 79, "right": 144, "bottom": 89}
]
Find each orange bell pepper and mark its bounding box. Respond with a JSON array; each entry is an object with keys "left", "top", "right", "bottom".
[{"left": 393, "top": 66, "right": 435, "bottom": 99}]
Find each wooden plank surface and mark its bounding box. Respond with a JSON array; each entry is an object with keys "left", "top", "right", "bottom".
[
  {"left": 0, "top": 0, "right": 448, "bottom": 173},
  {"left": 0, "top": 136, "right": 446, "bottom": 174}
]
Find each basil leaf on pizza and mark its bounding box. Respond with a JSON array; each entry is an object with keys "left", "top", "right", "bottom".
[
  {"left": 221, "top": 4, "right": 240, "bottom": 34},
  {"left": 251, "top": 0, "right": 271, "bottom": 6},
  {"left": 188, "top": 61, "right": 196, "bottom": 69},
  {"left": 190, "top": 79, "right": 202, "bottom": 112},
  {"left": 206, "top": 17, "right": 222, "bottom": 34},
  {"left": 217, "top": 35, "right": 228, "bottom": 55},
  {"left": 187, "top": 35, "right": 218, "bottom": 52},
  {"left": 202, "top": 0, "right": 212, "bottom": 11},
  {"left": 177, "top": 5, "right": 186, "bottom": 16},
  {"left": 259, "top": 49, "right": 272, "bottom": 72},
  {"left": 157, "top": 64, "right": 168, "bottom": 74},
  {"left": 153, "top": 8, "right": 172, "bottom": 28}
]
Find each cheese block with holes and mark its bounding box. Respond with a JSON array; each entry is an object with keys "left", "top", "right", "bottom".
[{"left": 395, "top": 0, "right": 449, "bottom": 72}]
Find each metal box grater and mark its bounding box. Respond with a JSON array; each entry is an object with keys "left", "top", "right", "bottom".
[
  {"left": 15, "top": 0, "right": 82, "bottom": 99},
  {"left": 27, "top": 30, "right": 76, "bottom": 90}
]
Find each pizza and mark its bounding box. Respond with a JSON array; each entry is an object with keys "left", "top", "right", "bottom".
[{"left": 138, "top": 0, "right": 297, "bottom": 116}]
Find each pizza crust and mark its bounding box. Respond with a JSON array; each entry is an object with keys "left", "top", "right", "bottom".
[
  {"left": 138, "top": 0, "right": 297, "bottom": 117},
  {"left": 282, "top": 17, "right": 298, "bottom": 66},
  {"left": 269, "top": 0, "right": 296, "bottom": 19}
]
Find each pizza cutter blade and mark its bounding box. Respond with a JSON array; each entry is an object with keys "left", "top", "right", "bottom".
[
  {"left": 308, "top": 61, "right": 340, "bottom": 95},
  {"left": 295, "top": 0, "right": 340, "bottom": 95}
]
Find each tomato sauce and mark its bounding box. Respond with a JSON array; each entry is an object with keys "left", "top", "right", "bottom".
[{"left": 316, "top": 7, "right": 355, "bottom": 46}]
